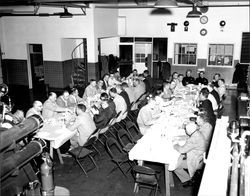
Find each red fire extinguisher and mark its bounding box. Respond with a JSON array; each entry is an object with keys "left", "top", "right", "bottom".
[{"left": 40, "top": 152, "right": 54, "bottom": 196}]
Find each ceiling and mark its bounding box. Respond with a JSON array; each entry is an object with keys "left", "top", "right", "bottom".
[{"left": 0, "top": 0, "right": 248, "bottom": 16}]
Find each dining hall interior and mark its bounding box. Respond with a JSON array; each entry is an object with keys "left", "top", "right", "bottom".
[{"left": 0, "top": 0, "right": 250, "bottom": 196}]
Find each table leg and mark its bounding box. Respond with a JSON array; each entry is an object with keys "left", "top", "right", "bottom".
[
  {"left": 165, "top": 164, "right": 171, "bottom": 196},
  {"left": 170, "top": 172, "right": 174, "bottom": 187},
  {"left": 50, "top": 144, "right": 53, "bottom": 158},
  {"left": 56, "top": 148, "right": 64, "bottom": 164}
]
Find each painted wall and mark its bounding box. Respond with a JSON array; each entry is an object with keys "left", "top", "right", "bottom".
[{"left": 117, "top": 6, "right": 250, "bottom": 83}]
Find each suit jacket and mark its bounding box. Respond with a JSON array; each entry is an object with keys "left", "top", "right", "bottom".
[
  {"left": 199, "top": 99, "right": 216, "bottom": 127},
  {"left": 102, "top": 80, "right": 109, "bottom": 90},
  {"left": 94, "top": 105, "right": 114, "bottom": 129},
  {"left": 211, "top": 90, "right": 220, "bottom": 106},
  {"left": 183, "top": 76, "right": 195, "bottom": 86},
  {"left": 174, "top": 131, "right": 206, "bottom": 178},
  {"left": 195, "top": 77, "right": 208, "bottom": 85},
  {"left": 120, "top": 90, "right": 131, "bottom": 112}
]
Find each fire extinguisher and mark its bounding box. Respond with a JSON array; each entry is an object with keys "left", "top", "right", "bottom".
[{"left": 40, "top": 152, "right": 54, "bottom": 196}]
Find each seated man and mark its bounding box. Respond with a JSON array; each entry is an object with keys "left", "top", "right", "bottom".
[
  {"left": 161, "top": 81, "right": 172, "bottom": 101},
  {"left": 109, "top": 88, "right": 127, "bottom": 123},
  {"left": 82, "top": 79, "right": 98, "bottom": 100},
  {"left": 42, "top": 92, "right": 70, "bottom": 119},
  {"left": 174, "top": 74, "right": 185, "bottom": 94},
  {"left": 67, "top": 88, "right": 84, "bottom": 108},
  {"left": 137, "top": 95, "right": 161, "bottom": 135},
  {"left": 207, "top": 83, "right": 220, "bottom": 108},
  {"left": 122, "top": 82, "right": 136, "bottom": 110},
  {"left": 173, "top": 122, "right": 206, "bottom": 187},
  {"left": 26, "top": 100, "right": 43, "bottom": 118},
  {"left": 195, "top": 71, "right": 208, "bottom": 85},
  {"left": 133, "top": 78, "right": 146, "bottom": 109},
  {"left": 198, "top": 88, "right": 216, "bottom": 128},
  {"left": 116, "top": 84, "right": 131, "bottom": 112},
  {"left": 93, "top": 96, "right": 116, "bottom": 129},
  {"left": 56, "top": 90, "right": 70, "bottom": 108},
  {"left": 196, "top": 111, "right": 213, "bottom": 147},
  {"left": 68, "top": 104, "right": 96, "bottom": 147},
  {"left": 216, "top": 78, "right": 226, "bottom": 101},
  {"left": 183, "top": 69, "right": 195, "bottom": 86},
  {"left": 143, "top": 70, "right": 153, "bottom": 93}
]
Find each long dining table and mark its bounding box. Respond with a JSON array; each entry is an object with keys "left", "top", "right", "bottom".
[{"left": 129, "top": 92, "right": 198, "bottom": 196}]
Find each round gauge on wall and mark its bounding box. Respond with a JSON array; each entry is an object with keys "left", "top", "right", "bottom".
[
  {"left": 200, "top": 28, "right": 207, "bottom": 36},
  {"left": 200, "top": 15, "right": 208, "bottom": 24}
]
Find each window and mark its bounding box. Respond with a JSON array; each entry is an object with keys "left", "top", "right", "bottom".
[
  {"left": 208, "top": 44, "right": 234, "bottom": 66},
  {"left": 135, "top": 43, "right": 151, "bottom": 63},
  {"left": 174, "top": 43, "right": 197, "bottom": 65}
]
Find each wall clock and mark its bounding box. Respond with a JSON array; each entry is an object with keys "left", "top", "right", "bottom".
[
  {"left": 200, "top": 28, "right": 207, "bottom": 36},
  {"left": 200, "top": 15, "right": 208, "bottom": 24}
]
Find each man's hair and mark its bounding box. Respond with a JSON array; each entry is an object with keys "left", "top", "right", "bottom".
[
  {"left": 198, "top": 111, "right": 209, "bottom": 123},
  {"left": 178, "top": 74, "right": 184, "bottom": 77},
  {"left": 110, "top": 87, "right": 117, "bottom": 94},
  {"left": 143, "top": 70, "right": 149, "bottom": 75},
  {"left": 213, "top": 73, "right": 221, "bottom": 79},
  {"left": 71, "top": 88, "right": 78, "bottom": 94},
  {"left": 77, "top": 104, "right": 86, "bottom": 112},
  {"left": 200, "top": 87, "right": 210, "bottom": 98},
  {"left": 33, "top": 100, "right": 42, "bottom": 107},
  {"left": 103, "top": 73, "right": 109, "bottom": 79},
  {"left": 90, "top": 79, "right": 96, "bottom": 83},
  {"left": 100, "top": 92, "right": 109, "bottom": 101},
  {"left": 48, "top": 92, "right": 56, "bottom": 98},
  {"left": 121, "top": 82, "right": 129, "bottom": 88},
  {"left": 186, "top": 69, "right": 192, "bottom": 74},
  {"left": 219, "top": 78, "right": 225, "bottom": 83},
  {"left": 133, "top": 69, "right": 137, "bottom": 72}
]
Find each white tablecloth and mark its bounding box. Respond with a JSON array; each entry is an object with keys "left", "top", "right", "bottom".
[
  {"left": 35, "top": 120, "right": 77, "bottom": 149},
  {"left": 129, "top": 99, "right": 195, "bottom": 170}
]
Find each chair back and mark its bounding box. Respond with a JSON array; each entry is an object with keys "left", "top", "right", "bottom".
[
  {"left": 84, "top": 136, "right": 97, "bottom": 148},
  {"left": 126, "top": 121, "right": 141, "bottom": 140},
  {"left": 117, "top": 128, "right": 134, "bottom": 148},
  {"left": 105, "top": 137, "right": 124, "bottom": 158}
]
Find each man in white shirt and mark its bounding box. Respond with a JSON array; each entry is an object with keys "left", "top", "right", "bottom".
[
  {"left": 42, "top": 92, "right": 70, "bottom": 119},
  {"left": 137, "top": 95, "right": 161, "bottom": 135},
  {"left": 82, "top": 79, "right": 98, "bottom": 100},
  {"left": 68, "top": 104, "right": 96, "bottom": 147},
  {"left": 109, "top": 87, "right": 127, "bottom": 123},
  {"left": 56, "top": 91, "right": 69, "bottom": 108}
]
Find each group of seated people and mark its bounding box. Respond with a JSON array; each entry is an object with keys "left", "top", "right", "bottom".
[
  {"left": 136, "top": 69, "right": 227, "bottom": 187},
  {"left": 0, "top": 69, "right": 152, "bottom": 150}
]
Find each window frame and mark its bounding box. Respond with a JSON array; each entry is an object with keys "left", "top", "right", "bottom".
[
  {"left": 207, "top": 43, "right": 234, "bottom": 68},
  {"left": 173, "top": 43, "right": 198, "bottom": 66}
]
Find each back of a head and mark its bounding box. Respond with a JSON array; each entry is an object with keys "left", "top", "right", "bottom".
[
  {"left": 100, "top": 92, "right": 109, "bottom": 101},
  {"left": 33, "top": 100, "right": 42, "bottom": 107},
  {"left": 110, "top": 87, "right": 117, "bottom": 94},
  {"left": 200, "top": 87, "right": 209, "bottom": 98},
  {"left": 77, "top": 103, "right": 86, "bottom": 112},
  {"left": 121, "top": 82, "right": 129, "bottom": 88}
]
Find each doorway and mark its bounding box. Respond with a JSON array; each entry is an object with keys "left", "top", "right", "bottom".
[
  {"left": 134, "top": 43, "right": 152, "bottom": 74},
  {"left": 119, "top": 44, "right": 133, "bottom": 78},
  {"left": 27, "top": 44, "right": 45, "bottom": 90}
]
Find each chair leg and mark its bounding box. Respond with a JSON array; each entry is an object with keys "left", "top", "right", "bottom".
[
  {"left": 92, "top": 145, "right": 101, "bottom": 156},
  {"left": 75, "top": 159, "right": 88, "bottom": 177},
  {"left": 154, "top": 184, "right": 158, "bottom": 196},
  {"left": 88, "top": 154, "right": 99, "bottom": 170}
]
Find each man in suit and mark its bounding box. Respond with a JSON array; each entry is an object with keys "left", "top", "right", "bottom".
[
  {"left": 102, "top": 73, "right": 110, "bottom": 91},
  {"left": 26, "top": 100, "right": 43, "bottom": 118},
  {"left": 195, "top": 71, "right": 208, "bottom": 85},
  {"left": 199, "top": 88, "right": 216, "bottom": 128},
  {"left": 183, "top": 69, "right": 195, "bottom": 86},
  {"left": 173, "top": 122, "right": 206, "bottom": 187},
  {"left": 93, "top": 98, "right": 115, "bottom": 129},
  {"left": 143, "top": 70, "right": 153, "bottom": 93}
]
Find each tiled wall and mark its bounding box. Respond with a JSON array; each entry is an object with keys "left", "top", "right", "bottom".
[
  {"left": 44, "top": 61, "right": 64, "bottom": 88},
  {"left": 2, "top": 59, "right": 28, "bottom": 85}
]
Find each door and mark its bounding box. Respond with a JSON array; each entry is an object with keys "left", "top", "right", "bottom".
[{"left": 119, "top": 44, "right": 133, "bottom": 78}]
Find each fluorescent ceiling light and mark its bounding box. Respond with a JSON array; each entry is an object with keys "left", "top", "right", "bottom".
[{"left": 154, "top": 0, "right": 178, "bottom": 8}]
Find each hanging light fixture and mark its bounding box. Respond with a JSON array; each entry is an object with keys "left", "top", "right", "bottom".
[
  {"left": 186, "top": 4, "right": 202, "bottom": 18},
  {"left": 154, "top": 0, "right": 178, "bottom": 8}
]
